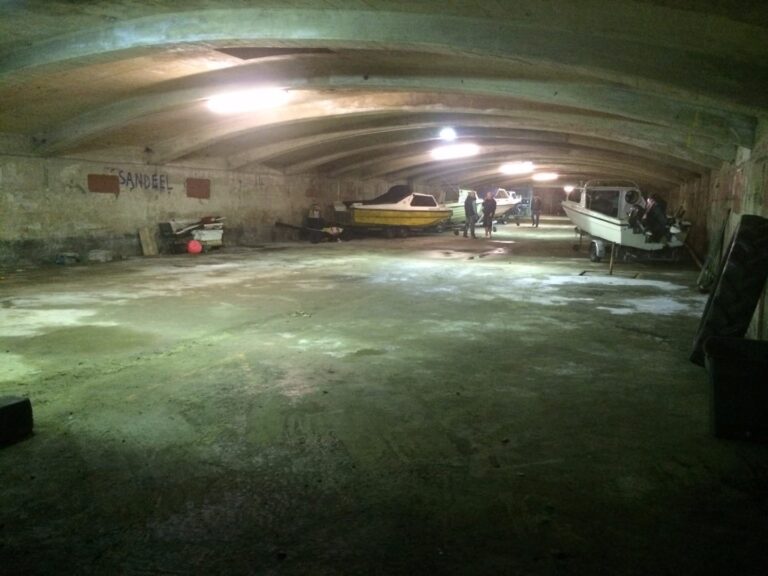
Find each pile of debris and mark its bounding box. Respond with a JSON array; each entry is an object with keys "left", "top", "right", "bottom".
[{"left": 159, "top": 216, "right": 225, "bottom": 253}]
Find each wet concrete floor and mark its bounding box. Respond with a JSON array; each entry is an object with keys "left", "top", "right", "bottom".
[{"left": 2, "top": 218, "right": 767, "bottom": 575}]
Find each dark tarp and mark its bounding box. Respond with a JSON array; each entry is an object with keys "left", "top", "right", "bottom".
[{"left": 344, "top": 185, "right": 412, "bottom": 207}]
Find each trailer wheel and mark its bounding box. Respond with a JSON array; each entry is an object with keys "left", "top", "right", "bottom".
[{"left": 589, "top": 241, "right": 602, "bottom": 262}]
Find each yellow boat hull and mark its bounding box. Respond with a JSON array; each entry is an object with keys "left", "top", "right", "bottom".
[{"left": 349, "top": 208, "right": 452, "bottom": 228}]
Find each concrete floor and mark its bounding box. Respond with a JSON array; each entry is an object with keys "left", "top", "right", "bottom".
[{"left": 2, "top": 218, "right": 767, "bottom": 575}]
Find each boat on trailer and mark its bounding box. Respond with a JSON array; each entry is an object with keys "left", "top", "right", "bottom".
[
  {"left": 444, "top": 188, "right": 523, "bottom": 225},
  {"left": 493, "top": 188, "right": 524, "bottom": 223},
  {"left": 333, "top": 185, "right": 451, "bottom": 236},
  {"left": 561, "top": 180, "right": 690, "bottom": 262},
  {"left": 443, "top": 188, "right": 477, "bottom": 224}
]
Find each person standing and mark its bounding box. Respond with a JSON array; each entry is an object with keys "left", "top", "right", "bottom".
[
  {"left": 531, "top": 194, "right": 542, "bottom": 227},
  {"left": 463, "top": 190, "right": 478, "bottom": 238},
  {"left": 482, "top": 191, "right": 497, "bottom": 238}
]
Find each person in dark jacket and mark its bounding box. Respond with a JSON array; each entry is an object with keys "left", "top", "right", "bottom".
[
  {"left": 463, "top": 190, "right": 478, "bottom": 238},
  {"left": 642, "top": 193, "right": 669, "bottom": 242},
  {"left": 482, "top": 191, "right": 497, "bottom": 238},
  {"left": 531, "top": 194, "right": 543, "bottom": 227}
]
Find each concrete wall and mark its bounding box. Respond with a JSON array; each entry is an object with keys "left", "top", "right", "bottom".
[
  {"left": 0, "top": 154, "right": 419, "bottom": 265},
  {"left": 671, "top": 118, "right": 768, "bottom": 339}
]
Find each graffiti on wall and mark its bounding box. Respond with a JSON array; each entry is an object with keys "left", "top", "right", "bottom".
[{"left": 106, "top": 168, "right": 174, "bottom": 192}]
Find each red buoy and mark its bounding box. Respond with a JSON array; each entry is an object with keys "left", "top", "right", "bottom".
[{"left": 187, "top": 239, "right": 203, "bottom": 254}]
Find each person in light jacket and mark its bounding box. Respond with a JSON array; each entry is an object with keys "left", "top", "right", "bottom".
[{"left": 482, "top": 191, "right": 497, "bottom": 238}]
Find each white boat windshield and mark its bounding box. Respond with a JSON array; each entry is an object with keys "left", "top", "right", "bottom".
[
  {"left": 410, "top": 194, "right": 438, "bottom": 207},
  {"left": 566, "top": 188, "right": 582, "bottom": 203},
  {"left": 445, "top": 189, "right": 475, "bottom": 204},
  {"left": 585, "top": 188, "right": 620, "bottom": 218}
]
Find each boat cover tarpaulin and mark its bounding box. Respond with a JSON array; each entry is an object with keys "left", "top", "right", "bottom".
[{"left": 356, "top": 185, "right": 412, "bottom": 206}]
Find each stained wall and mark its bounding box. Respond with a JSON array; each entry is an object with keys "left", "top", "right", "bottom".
[
  {"left": 0, "top": 154, "right": 423, "bottom": 265},
  {"left": 670, "top": 118, "right": 768, "bottom": 339}
]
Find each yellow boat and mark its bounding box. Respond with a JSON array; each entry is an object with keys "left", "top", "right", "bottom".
[{"left": 333, "top": 185, "right": 451, "bottom": 231}]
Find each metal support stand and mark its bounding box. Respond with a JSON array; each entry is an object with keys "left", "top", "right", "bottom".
[{"left": 608, "top": 242, "right": 616, "bottom": 275}]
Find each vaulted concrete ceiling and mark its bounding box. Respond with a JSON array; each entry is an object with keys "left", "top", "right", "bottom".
[{"left": 1, "top": 0, "right": 766, "bottom": 192}]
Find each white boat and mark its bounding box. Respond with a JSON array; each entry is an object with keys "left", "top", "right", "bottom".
[
  {"left": 561, "top": 180, "right": 690, "bottom": 261},
  {"left": 493, "top": 188, "right": 523, "bottom": 222},
  {"left": 333, "top": 185, "right": 451, "bottom": 231},
  {"left": 444, "top": 188, "right": 522, "bottom": 224},
  {"left": 444, "top": 189, "right": 478, "bottom": 224}
]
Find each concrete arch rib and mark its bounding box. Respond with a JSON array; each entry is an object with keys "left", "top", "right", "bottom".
[
  {"left": 310, "top": 113, "right": 723, "bottom": 176},
  {"left": 3, "top": 7, "right": 766, "bottom": 112},
  {"left": 423, "top": 158, "right": 685, "bottom": 188},
  {"left": 464, "top": 169, "right": 677, "bottom": 191},
  {"left": 396, "top": 148, "right": 698, "bottom": 185},
  {"left": 231, "top": 118, "right": 707, "bottom": 176},
  {"left": 141, "top": 93, "right": 725, "bottom": 169},
  {"left": 275, "top": 128, "right": 578, "bottom": 173},
  {"left": 365, "top": 150, "right": 689, "bottom": 188},
  {"left": 417, "top": 160, "right": 682, "bottom": 191},
  {"left": 226, "top": 120, "right": 493, "bottom": 171},
  {"left": 34, "top": 66, "right": 755, "bottom": 156},
  {"left": 283, "top": 138, "right": 696, "bottom": 185}
]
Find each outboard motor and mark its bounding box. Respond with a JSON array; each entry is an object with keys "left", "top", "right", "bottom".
[
  {"left": 627, "top": 205, "right": 644, "bottom": 233},
  {"left": 625, "top": 189, "right": 645, "bottom": 233}
]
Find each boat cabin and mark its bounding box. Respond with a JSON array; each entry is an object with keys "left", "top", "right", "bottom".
[
  {"left": 566, "top": 181, "right": 644, "bottom": 220},
  {"left": 494, "top": 188, "right": 520, "bottom": 202},
  {"left": 409, "top": 193, "right": 441, "bottom": 207},
  {"left": 442, "top": 188, "right": 477, "bottom": 204}
]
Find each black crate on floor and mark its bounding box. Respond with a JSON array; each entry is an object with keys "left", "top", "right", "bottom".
[
  {"left": 0, "top": 396, "right": 33, "bottom": 446},
  {"left": 704, "top": 337, "right": 768, "bottom": 441}
]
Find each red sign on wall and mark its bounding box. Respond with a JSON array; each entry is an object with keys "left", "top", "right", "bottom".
[
  {"left": 186, "top": 178, "right": 211, "bottom": 199},
  {"left": 87, "top": 174, "right": 119, "bottom": 194}
]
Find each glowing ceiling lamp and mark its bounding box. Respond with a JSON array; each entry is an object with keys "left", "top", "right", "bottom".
[
  {"left": 206, "top": 87, "right": 291, "bottom": 114},
  {"left": 532, "top": 172, "right": 559, "bottom": 182},
  {"left": 439, "top": 127, "right": 457, "bottom": 141},
  {"left": 563, "top": 185, "right": 575, "bottom": 193},
  {"left": 499, "top": 161, "right": 535, "bottom": 175},
  {"left": 430, "top": 143, "right": 480, "bottom": 160}
]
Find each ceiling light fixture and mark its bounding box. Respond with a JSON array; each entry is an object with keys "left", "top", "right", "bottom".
[
  {"left": 499, "top": 161, "right": 535, "bottom": 175},
  {"left": 439, "top": 127, "right": 457, "bottom": 141},
  {"left": 532, "top": 172, "right": 559, "bottom": 182},
  {"left": 563, "top": 185, "right": 575, "bottom": 193},
  {"left": 430, "top": 143, "right": 480, "bottom": 160},
  {"left": 206, "top": 87, "right": 291, "bottom": 114}
]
